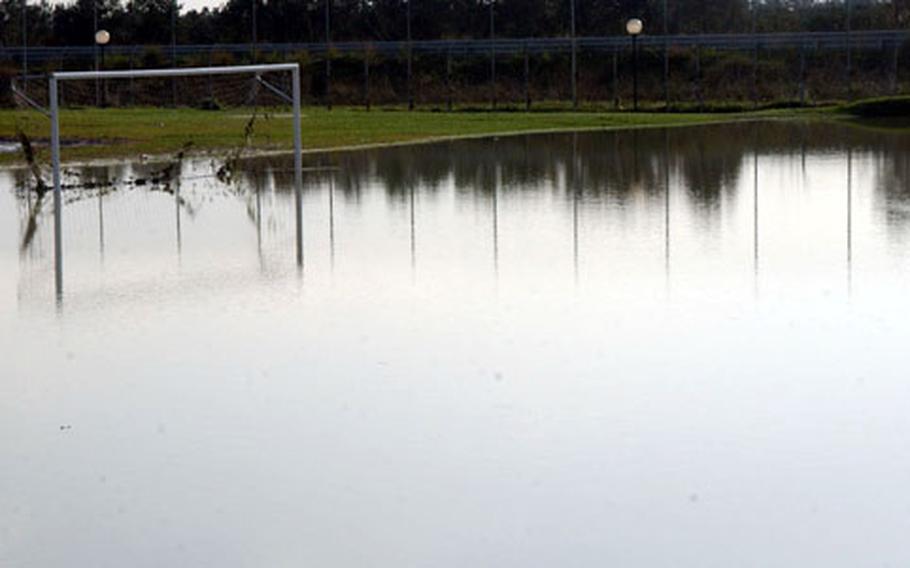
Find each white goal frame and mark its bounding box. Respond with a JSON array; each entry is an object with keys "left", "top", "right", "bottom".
[{"left": 48, "top": 63, "right": 305, "bottom": 298}]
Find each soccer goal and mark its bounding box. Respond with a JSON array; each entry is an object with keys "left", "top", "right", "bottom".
[{"left": 47, "top": 63, "right": 305, "bottom": 298}]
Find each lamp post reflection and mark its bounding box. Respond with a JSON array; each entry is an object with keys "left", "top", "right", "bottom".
[
  {"left": 626, "top": 18, "right": 644, "bottom": 111},
  {"left": 98, "top": 187, "right": 105, "bottom": 261},
  {"left": 847, "top": 146, "right": 853, "bottom": 296},
  {"left": 801, "top": 128, "right": 807, "bottom": 181},
  {"left": 256, "top": 181, "right": 263, "bottom": 271},
  {"left": 753, "top": 144, "right": 760, "bottom": 297},
  {"left": 409, "top": 182, "right": 416, "bottom": 280},
  {"left": 492, "top": 160, "right": 500, "bottom": 284},
  {"left": 329, "top": 171, "right": 336, "bottom": 272},
  {"left": 664, "top": 129, "right": 671, "bottom": 295},
  {"left": 175, "top": 182, "right": 182, "bottom": 260},
  {"left": 27, "top": 124, "right": 881, "bottom": 312},
  {"left": 572, "top": 133, "right": 580, "bottom": 287}
]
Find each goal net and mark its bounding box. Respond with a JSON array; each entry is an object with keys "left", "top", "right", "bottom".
[
  {"left": 48, "top": 64, "right": 299, "bottom": 110},
  {"left": 44, "top": 63, "right": 305, "bottom": 297}
]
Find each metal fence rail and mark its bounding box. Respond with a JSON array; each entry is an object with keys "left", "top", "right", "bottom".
[{"left": 3, "top": 30, "right": 910, "bottom": 63}]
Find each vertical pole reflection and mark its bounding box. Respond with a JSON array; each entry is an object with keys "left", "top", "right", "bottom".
[
  {"left": 256, "top": 183, "right": 263, "bottom": 271},
  {"left": 175, "top": 183, "right": 182, "bottom": 260},
  {"left": 292, "top": 66, "right": 304, "bottom": 272},
  {"left": 800, "top": 130, "right": 807, "bottom": 182},
  {"left": 329, "top": 171, "right": 336, "bottom": 272},
  {"left": 753, "top": 145, "right": 760, "bottom": 297},
  {"left": 51, "top": 77, "right": 63, "bottom": 302},
  {"left": 98, "top": 188, "right": 105, "bottom": 262},
  {"left": 410, "top": 182, "right": 416, "bottom": 281},
  {"left": 492, "top": 160, "right": 500, "bottom": 284},
  {"left": 664, "top": 130, "right": 671, "bottom": 294},
  {"left": 572, "top": 133, "right": 580, "bottom": 287},
  {"left": 847, "top": 146, "right": 853, "bottom": 297}
]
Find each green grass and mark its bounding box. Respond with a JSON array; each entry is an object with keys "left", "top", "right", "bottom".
[{"left": 0, "top": 104, "right": 825, "bottom": 165}]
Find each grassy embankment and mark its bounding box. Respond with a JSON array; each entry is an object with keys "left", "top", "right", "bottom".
[{"left": 0, "top": 103, "right": 836, "bottom": 166}]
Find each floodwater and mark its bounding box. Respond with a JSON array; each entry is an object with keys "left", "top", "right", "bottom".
[{"left": 2, "top": 121, "right": 910, "bottom": 567}]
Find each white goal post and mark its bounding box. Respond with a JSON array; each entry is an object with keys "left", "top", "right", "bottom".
[{"left": 48, "top": 63, "right": 305, "bottom": 298}]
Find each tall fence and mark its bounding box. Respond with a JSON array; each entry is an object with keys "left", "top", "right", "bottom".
[{"left": 5, "top": 30, "right": 910, "bottom": 109}]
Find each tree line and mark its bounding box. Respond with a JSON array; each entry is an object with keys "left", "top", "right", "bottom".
[{"left": 0, "top": 0, "right": 908, "bottom": 49}]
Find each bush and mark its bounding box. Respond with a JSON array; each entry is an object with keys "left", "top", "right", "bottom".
[
  {"left": 141, "top": 46, "right": 167, "bottom": 68},
  {"left": 0, "top": 68, "right": 13, "bottom": 108},
  {"left": 195, "top": 97, "right": 223, "bottom": 111},
  {"left": 842, "top": 96, "right": 910, "bottom": 118}
]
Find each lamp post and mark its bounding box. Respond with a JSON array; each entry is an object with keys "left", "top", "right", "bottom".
[
  {"left": 95, "top": 29, "right": 110, "bottom": 108},
  {"left": 21, "top": 0, "right": 27, "bottom": 96},
  {"left": 626, "top": 18, "right": 643, "bottom": 111},
  {"left": 251, "top": 0, "right": 257, "bottom": 59},
  {"left": 663, "top": 0, "right": 669, "bottom": 110},
  {"left": 93, "top": 0, "right": 98, "bottom": 105},
  {"left": 171, "top": 0, "right": 178, "bottom": 105},
  {"left": 406, "top": 0, "right": 413, "bottom": 110},
  {"left": 489, "top": 0, "right": 496, "bottom": 110},
  {"left": 325, "top": 0, "right": 332, "bottom": 110},
  {"left": 570, "top": 0, "right": 577, "bottom": 108},
  {"left": 846, "top": 0, "right": 852, "bottom": 100}
]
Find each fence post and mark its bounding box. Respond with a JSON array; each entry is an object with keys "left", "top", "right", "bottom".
[
  {"left": 325, "top": 52, "right": 332, "bottom": 110},
  {"left": 891, "top": 42, "right": 900, "bottom": 95},
  {"left": 524, "top": 44, "right": 531, "bottom": 111},
  {"left": 171, "top": 1, "right": 178, "bottom": 107},
  {"left": 21, "top": 0, "right": 27, "bottom": 98},
  {"left": 446, "top": 45, "right": 453, "bottom": 112},
  {"left": 58, "top": 56, "right": 65, "bottom": 108},
  {"left": 664, "top": 37, "right": 670, "bottom": 111},
  {"left": 798, "top": 42, "right": 806, "bottom": 106},
  {"left": 207, "top": 46, "right": 214, "bottom": 103},
  {"left": 93, "top": 1, "right": 99, "bottom": 107},
  {"left": 570, "top": 0, "right": 577, "bottom": 108},
  {"left": 752, "top": 40, "right": 759, "bottom": 109},
  {"left": 407, "top": 2, "right": 414, "bottom": 111},
  {"left": 490, "top": 0, "right": 496, "bottom": 110},
  {"left": 845, "top": 1, "right": 853, "bottom": 101},
  {"left": 694, "top": 42, "right": 703, "bottom": 111},
  {"left": 612, "top": 48, "right": 619, "bottom": 109},
  {"left": 363, "top": 49, "right": 371, "bottom": 110},
  {"left": 663, "top": 0, "right": 670, "bottom": 110},
  {"left": 129, "top": 47, "right": 136, "bottom": 106},
  {"left": 324, "top": 0, "right": 332, "bottom": 110},
  {"left": 490, "top": 43, "right": 496, "bottom": 110}
]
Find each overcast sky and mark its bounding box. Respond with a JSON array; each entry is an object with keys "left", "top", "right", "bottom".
[
  {"left": 181, "top": 0, "right": 225, "bottom": 12},
  {"left": 49, "top": 0, "right": 229, "bottom": 12}
]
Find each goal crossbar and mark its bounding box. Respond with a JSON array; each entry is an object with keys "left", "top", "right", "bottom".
[
  {"left": 50, "top": 63, "right": 301, "bottom": 81},
  {"left": 48, "top": 63, "right": 305, "bottom": 300}
]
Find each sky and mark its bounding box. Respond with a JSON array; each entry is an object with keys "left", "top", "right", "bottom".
[
  {"left": 183, "top": 0, "right": 228, "bottom": 11},
  {"left": 46, "top": 0, "right": 227, "bottom": 12},
  {"left": 178, "top": 0, "right": 225, "bottom": 12}
]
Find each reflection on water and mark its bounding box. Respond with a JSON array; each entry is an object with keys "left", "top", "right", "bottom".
[
  {"left": 3, "top": 121, "right": 910, "bottom": 567},
  {"left": 848, "top": 146, "right": 853, "bottom": 294}
]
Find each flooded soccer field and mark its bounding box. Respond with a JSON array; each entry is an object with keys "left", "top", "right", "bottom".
[{"left": 2, "top": 120, "right": 909, "bottom": 567}]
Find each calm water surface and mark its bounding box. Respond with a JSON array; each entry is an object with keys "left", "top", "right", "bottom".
[{"left": 2, "top": 121, "right": 910, "bottom": 567}]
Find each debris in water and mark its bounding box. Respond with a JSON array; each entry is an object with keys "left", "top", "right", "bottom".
[
  {"left": 16, "top": 126, "right": 48, "bottom": 196},
  {"left": 216, "top": 110, "right": 260, "bottom": 184}
]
